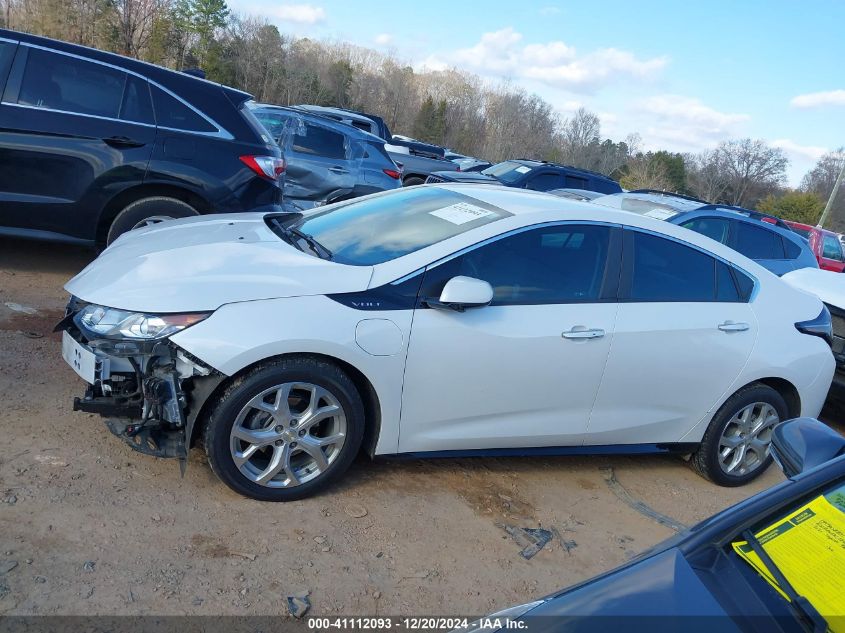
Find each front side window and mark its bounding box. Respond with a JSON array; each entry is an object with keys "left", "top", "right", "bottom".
[
  {"left": 289, "top": 187, "right": 511, "bottom": 265},
  {"left": 421, "top": 224, "right": 612, "bottom": 305},
  {"left": 733, "top": 222, "right": 786, "bottom": 260},
  {"left": 822, "top": 235, "right": 844, "bottom": 261},
  {"left": 629, "top": 231, "right": 716, "bottom": 302},
  {"left": 17, "top": 47, "right": 125, "bottom": 118},
  {"left": 681, "top": 217, "right": 731, "bottom": 245}
]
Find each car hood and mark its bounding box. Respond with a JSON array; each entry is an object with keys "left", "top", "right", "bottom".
[
  {"left": 521, "top": 549, "right": 741, "bottom": 629},
  {"left": 782, "top": 267, "right": 845, "bottom": 309},
  {"left": 430, "top": 170, "right": 499, "bottom": 183},
  {"left": 64, "top": 213, "right": 373, "bottom": 313}
]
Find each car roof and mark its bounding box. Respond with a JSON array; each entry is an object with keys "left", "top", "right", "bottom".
[
  {"left": 593, "top": 191, "right": 706, "bottom": 213},
  {"left": 786, "top": 220, "right": 839, "bottom": 237},
  {"left": 252, "top": 104, "right": 385, "bottom": 143},
  {"left": 296, "top": 104, "right": 377, "bottom": 125}
]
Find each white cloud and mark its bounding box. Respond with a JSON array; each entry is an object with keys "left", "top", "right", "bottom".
[
  {"left": 374, "top": 33, "right": 393, "bottom": 46},
  {"left": 425, "top": 27, "right": 667, "bottom": 93},
  {"left": 264, "top": 3, "right": 326, "bottom": 24},
  {"left": 770, "top": 139, "right": 828, "bottom": 162},
  {"left": 633, "top": 95, "right": 750, "bottom": 152},
  {"left": 790, "top": 89, "right": 845, "bottom": 109}
]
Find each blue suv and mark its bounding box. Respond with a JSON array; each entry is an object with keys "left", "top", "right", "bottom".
[
  {"left": 426, "top": 159, "right": 623, "bottom": 195},
  {"left": 591, "top": 190, "right": 818, "bottom": 275}
]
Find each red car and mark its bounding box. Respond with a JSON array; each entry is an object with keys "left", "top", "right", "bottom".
[{"left": 785, "top": 221, "right": 845, "bottom": 272}]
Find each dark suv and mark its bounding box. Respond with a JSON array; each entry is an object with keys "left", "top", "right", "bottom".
[
  {"left": 0, "top": 29, "right": 284, "bottom": 246},
  {"left": 426, "top": 159, "right": 623, "bottom": 194}
]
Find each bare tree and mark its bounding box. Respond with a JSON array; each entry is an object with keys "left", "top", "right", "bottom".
[
  {"left": 716, "top": 138, "right": 788, "bottom": 207},
  {"left": 685, "top": 150, "right": 728, "bottom": 203},
  {"left": 114, "top": 0, "right": 167, "bottom": 57}
]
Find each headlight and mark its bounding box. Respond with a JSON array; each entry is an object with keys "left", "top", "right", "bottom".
[{"left": 75, "top": 304, "right": 210, "bottom": 340}]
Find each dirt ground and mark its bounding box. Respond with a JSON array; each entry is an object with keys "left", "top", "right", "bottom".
[{"left": 0, "top": 236, "right": 840, "bottom": 617}]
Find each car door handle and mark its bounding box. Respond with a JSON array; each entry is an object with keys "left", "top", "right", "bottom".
[
  {"left": 718, "top": 321, "right": 750, "bottom": 332},
  {"left": 562, "top": 328, "right": 605, "bottom": 340},
  {"left": 103, "top": 136, "right": 146, "bottom": 149},
  {"left": 328, "top": 166, "right": 349, "bottom": 174}
]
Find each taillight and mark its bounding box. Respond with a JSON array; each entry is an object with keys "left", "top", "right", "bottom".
[
  {"left": 383, "top": 168, "right": 401, "bottom": 180},
  {"left": 796, "top": 305, "right": 833, "bottom": 346},
  {"left": 240, "top": 155, "right": 286, "bottom": 180}
]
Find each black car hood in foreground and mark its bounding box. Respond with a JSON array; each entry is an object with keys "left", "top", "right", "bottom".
[{"left": 523, "top": 548, "right": 741, "bottom": 631}]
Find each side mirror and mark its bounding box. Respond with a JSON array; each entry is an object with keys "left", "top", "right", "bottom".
[
  {"left": 426, "top": 276, "right": 493, "bottom": 312},
  {"left": 771, "top": 417, "right": 845, "bottom": 477}
]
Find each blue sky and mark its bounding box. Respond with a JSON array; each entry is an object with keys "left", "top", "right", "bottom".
[{"left": 228, "top": 0, "right": 845, "bottom": 185}]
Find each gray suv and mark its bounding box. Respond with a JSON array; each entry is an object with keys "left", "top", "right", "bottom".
[{"left": 250, "top": 104, "right": 401, "bottom": 210}]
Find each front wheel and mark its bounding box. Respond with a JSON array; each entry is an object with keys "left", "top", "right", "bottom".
[
  {"left": 204, "top": 357, "right": 365, "bottom": 501},
  {"left": 691, "top": 384, "right": 787, "bottom": 486},
  {"left": 106, "top": 196, "right": 199, "bottom": 245},
  {"left": 403, "top": 176, "right": 425, "bottom": 187}
]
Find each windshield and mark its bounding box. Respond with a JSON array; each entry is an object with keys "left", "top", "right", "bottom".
[
  {"left": 482, "top": 161, "right": 536, "bottom": 184},
  {"left": 590, "top": 193, "right": 703, "bottom": 220},
  {"left": 291, "top": 187, "right": 511, "bottom": 265}
]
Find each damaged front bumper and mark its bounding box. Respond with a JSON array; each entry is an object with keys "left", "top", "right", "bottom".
[{"left": 58, "top": 300, "right": 224, "bottom": 466}]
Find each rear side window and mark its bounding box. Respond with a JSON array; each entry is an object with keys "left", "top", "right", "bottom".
[
  {"left": 783, "top": 237, "right": 802, "bottom": 259},
  {"left": 366, "top": 141, "right": 393, "bottom": 164},
  {"left": 0, "top": 41, "right": 16, "bottom": 91},
  {"left": 565, "top": 175, "right": 588, "bottom": 189},
  {"left": 628, "top": 231, "right": 715, "bottom": 302},
  {"left": 150, "top": 84, "right": 217, "bottom": 133},
  {"left": 822, "top": 235, "right": 844, "bottom": 261},
  {"left": 119, "top": 75, "right": 153, "bottom": 124},
  {"left": 17, "top": 47, "right": 125, "bottom": 118},
  {"left": 716, "top": 261, "right": 741, "bottom": 302},
  {"left": 292, "top": 123, "right": 346, "bottom": 159},
  {"left": 733, "top": 222, "right": 785, "bottom": 259},
  {"left": 732, "top": 267, "right": 755, "bottom": 301},
  {"left": 525, "top": 172, "right": 562, "bottom": 191},
  {"left": 681, "top": 217, "right": 730, "bottom": 244}
]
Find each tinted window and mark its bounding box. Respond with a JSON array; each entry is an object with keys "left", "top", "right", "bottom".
[
  {"left": 565, "top": 175, "right": 588, "bottom": 189},
  {"left": 733, "top": 222, "right": 785, "bottom": 259},
  {"left": 119, "top": 75, "right": 153, "bottom": 124},
  {"left": 0, "top": 41, "right": 16, "bottom": 90},
  {"left": 732, "top": 267, "right": 755, "bottom": 301},
  {"left": 293, "top": 187, "right": 510, "bottom": 265},
  {"left": 629, "top": 231, "right": 715, "bottom": 302},
  {"left": 292, "top": 123, "right": 346, "bottom": 159},
  {"left": 823, "top": 235, "right": 844, "bottom": 261},
  {"left": 17, "top": 47, "right": 125, "bottom": 118},
  {"left": 716, "top": 261, "right": 741, "bottom": 302},
  {"left": 150, "top": 84, "right": 216, "bottom": 133},
  {"left": 525, "top": 172, "right": 562, "bottom": 191},
  {"left": 783, "top": 237, "right": 802, "bottom": 259},
  {"left": 681, "top": 217, "right": 731, "bottom": 244},
  {"left": 422, "top": 225, "right": 611, "bottom": 305},
  {"left": 482, "top": 161, "right": 535, "bottom": 184}
]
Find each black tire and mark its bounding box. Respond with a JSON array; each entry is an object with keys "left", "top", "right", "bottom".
[
  {"left": 106, "top": 196, "right": 199, "bottom": 245},
  {"left": 203, "top": 357, "right": 365, "bottom": 501},
  {"left": 691, "top": 383, "right": 788, "bottom": 486},
  {"left": 403, "top": 176, "right": 425, "bottom": 187}
]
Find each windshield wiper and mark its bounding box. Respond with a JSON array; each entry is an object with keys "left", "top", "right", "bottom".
[
  {"left": 741, "top": 529, "right": 827, "bottom": 633},
  {"left": 268, "top": 217, "right": 332, "bottom": 260},
  {"left": 287, "top": 226, "right": 333, "bottom": 260}
]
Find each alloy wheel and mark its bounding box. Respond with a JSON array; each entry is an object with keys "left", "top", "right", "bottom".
[
  {"left": 718, "top": 402, "right": 780, "bottom": 476},
  {"left": 229, "top": 382, "right": 347, "bottom": 488}
]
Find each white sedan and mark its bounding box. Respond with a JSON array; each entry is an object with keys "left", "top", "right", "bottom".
[{"left": 60, "top": 185, "right": 835, "bottom": 501}]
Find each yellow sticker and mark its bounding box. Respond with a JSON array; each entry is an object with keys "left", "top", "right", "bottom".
[{"left": 732, "top": 493, "right": 845, "bottom": 628}]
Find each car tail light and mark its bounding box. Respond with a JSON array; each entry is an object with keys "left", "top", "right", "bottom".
[
  {"left": 240, "top": 155, "right": 286, "bottom": 180},
  {"left": 383, "top": 168, "right": 401, "bottom": 180},
  {"left": 796, "top": 305, "right": 833, "bottom": 346}
]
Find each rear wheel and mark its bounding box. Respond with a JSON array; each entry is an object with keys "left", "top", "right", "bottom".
[
  {"left": 692, "top": 384, "right": 787, "bottom": 486},
  {"left": 403, "top": 176, "right": 425, "bottom": 187},
  {"left": 106, "top": 196, "right": 199, "bottom": 245},
  {"left": 204, "top": 357, "right": 365, "bottom": 501}
]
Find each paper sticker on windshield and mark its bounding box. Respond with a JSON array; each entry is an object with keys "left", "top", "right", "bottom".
[
  {"left": 430, "top": 203, "right": 496, "bottom": 225},
  {"left": 514, "top": 166, "right": 531, "bottom": 174},
  {"left": 644, "top": 208, "right": 677, "bottom": 220}
]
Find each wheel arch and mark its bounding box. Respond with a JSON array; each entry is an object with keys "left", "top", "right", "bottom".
[
  {"left": 752, "top": 377, "right": 801, "bottom": 419},
  {"left": 96, "top": 184, "right": 212, "bottom": 245},
  {"left": 188, "top": 352, "right": 382, "bottom": 458}
]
